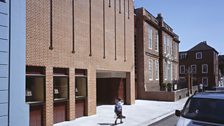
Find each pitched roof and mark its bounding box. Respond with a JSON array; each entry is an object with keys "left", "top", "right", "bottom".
[{"left": 188, "top": 41, "right": 218, "bottom": 53}]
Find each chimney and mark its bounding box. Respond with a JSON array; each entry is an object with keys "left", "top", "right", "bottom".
[
  {"left": 202, "top": 41, "right": 207, "bottom": 44},
  {"left": 157, "top": 13, "right": 163, "bottom": 20}
]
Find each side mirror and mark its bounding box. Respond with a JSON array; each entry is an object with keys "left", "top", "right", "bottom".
[{"left": 175, "top": 110, "right": 181, "bottom": 117}]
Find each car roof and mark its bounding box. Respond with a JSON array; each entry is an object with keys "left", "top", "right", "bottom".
[{"left": 192, "top": 92, "right": 224, "bottom": 100}]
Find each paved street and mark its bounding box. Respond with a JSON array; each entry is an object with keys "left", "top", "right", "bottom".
[
  {"left": 54, "top": 98, "right": 187, "bottom": 126},
  {"left": 149, "top": 114, "right": 179, "bottom": 126}
]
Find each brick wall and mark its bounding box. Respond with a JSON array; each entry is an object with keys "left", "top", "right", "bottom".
[
  {"left": 135, "top": 8, "right": 180, "bottom": 100},
  {"left": 26, "top": 0, "right": 135, "bottom": 125},
  {"left": 179, "top": 50, "right": 218, "bottom": 88}
]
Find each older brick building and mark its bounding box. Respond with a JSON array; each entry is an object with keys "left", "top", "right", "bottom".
[
  {"left": 26, "top": 0, "right": 135, "bottom": 125},
  {"left": 179, "top": 41, "right": 219, "bottom": 90},
  {"left": 135, "top": 8, "right": 180, "bottom": 100}
]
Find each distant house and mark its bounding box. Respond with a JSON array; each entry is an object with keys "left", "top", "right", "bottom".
[{"left": 179, "top": 41, "right": 219, "bottom": 89}]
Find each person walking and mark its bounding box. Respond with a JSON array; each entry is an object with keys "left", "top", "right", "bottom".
[
  {"left": 114, "top": 98, "right": 124, "bottom": 125},
  {"left": 199, "top": 83, "right": 204, "bottom": 92}
]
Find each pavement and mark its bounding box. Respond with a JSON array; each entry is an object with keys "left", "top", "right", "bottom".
[{"left": 54, "top": 97, "right": 188, "bottom": 126}]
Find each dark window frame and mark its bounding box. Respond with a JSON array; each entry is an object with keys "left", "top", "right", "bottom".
[
  {"left": 75, "top": 69, "right": 87, "bottom": 100},
  {"left": 26, "top": 75, "right": 45, "bottom": 103},
  {"left": 0, "top": 0, "right": 6, "bottom": 3},
  {"left": 53, "top": 68, "right": 69, "bottom": 101},
  {"left": 26, "top": 66, "right": 46, "bottom": 104}
]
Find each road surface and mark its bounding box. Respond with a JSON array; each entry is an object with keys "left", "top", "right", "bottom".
[{"left": 149, "top": 114, "right": 179, "bottom": 126}]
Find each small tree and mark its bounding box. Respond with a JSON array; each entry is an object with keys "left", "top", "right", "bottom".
[
  {"left": 167, "top": 83, "right": 173, "bottom": 92},
  {"left": 160, "top": 83, "right": 167, "bottom": 91}
]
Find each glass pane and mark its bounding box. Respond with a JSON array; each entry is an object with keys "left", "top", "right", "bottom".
[
  {"left": 26, "top": 76, "right": 44, "bottom": 102},
  {"left": 54, "top": 77, "right": 68, "bottom": 100},
  {"left": 75, "top": 77, "right": 87, "bottom": 98}
]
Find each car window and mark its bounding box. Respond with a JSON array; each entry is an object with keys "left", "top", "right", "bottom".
[{"left": 182, "top": 98, "right": 224, "bottom": 124}]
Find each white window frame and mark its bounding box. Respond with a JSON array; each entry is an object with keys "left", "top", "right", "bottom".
[
  {"left": 163, "top": 35, "right": 167, "bottom": 53},
  {"left": 180, "top": 65, "right": 185, "bottom": 74},
  {"left": 202, "top": 77, "right": 208, "bottom": 87},
  {"left": 175, "top": 44, "right": 178, "bottom": 59},
  {"left": 202, "top": 64, "right": 208, "bottom": 73},
  {"left": 170, "top": 39, "right": 172, "bottom": 56},
  {"left": 155, "top": 60, "right": 159, "bottom": 80},
  {"left": 166, "top": 37, "right": 169, "bottom": 54},
  {"left": 180, "top": 53, "right": 187, "bottom": 59},
  {"left": 155, "top": 32, "right": 159, "bottom": 52},
  {"left": 148, "top": 25, "right": 152, "bottom": 49},
  {"left": 164, "top": 62, "right": 167, "bottom": 80},
  {"left": 173, "top": 64, "right": 178, "bottom": 80},
  {"left": 196, "top": 52, "right": 202, "bottom": 59},
  {"left": 175, "top": 65, "right": 178, "bottom": 80},
  {"left": 191, "top": 64, "right": 197, "bottom": 74},
  {"left": 148, "top": 59, "right": 153, "bottom": 80},
  {"left": 168, "top": 63, "right": 172, "bottom": 81}
]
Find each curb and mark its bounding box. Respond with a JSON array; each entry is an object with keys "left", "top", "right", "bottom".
[{"left": 137, "top": 110, "right": 175, "bottom": 126}]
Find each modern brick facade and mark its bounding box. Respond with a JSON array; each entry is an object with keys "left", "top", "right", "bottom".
[
  {"left": 26, "top": 0, "right": 135, "bottom": 125},
  {"left": 179, "top": 41, "right": 219, "bottom": 90},
  {"left": 135, "top": 8, "right": 180, "bottom": 100}
]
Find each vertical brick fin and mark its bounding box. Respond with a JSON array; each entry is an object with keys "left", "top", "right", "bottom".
[
  {"left": 114, "top": 0, "right": 117, "bottom": 60},
  {"left": 89, "top": 0, "right": 92, "bottom": 56},
  {"left": 72, "top": 0, "right": 75, "bottom": 53},
  {"left": 109, "top": 0, "right": 111, "bottom": 7},
  {"left": 119, "top": 0, "right": 121, "bottom": 14},
  {"left": 128, "top": 0, "right": 130, "bottom": 19},
  {"left": 49, "top": 0, "right": 53, "bottom": 50},
  {"left": 103, "top": 0, "right": 106, "bottom": 59},
  {"left": 124, "top": 0, "right": 126, "bottom": 62}
]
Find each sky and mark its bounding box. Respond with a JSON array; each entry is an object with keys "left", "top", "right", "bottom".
[{"left": 134, "top": 0, "right": 224, "bottom": 54}]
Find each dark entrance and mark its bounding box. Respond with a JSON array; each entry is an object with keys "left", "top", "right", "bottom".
[{"left": 97, "top": 77, "right": 126, "bottom": 105}]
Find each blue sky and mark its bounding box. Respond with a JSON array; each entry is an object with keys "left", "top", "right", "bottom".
[{"left": 134, "top": 0, "right": 224, "bottom": 54}]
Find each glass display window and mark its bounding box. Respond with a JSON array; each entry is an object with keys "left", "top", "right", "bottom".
[
  {"left": 53, "top": 68, "right": 69, "bottom": 101},
  {"left": 75, "top": 69, "right": 87, "bottom": 99},
  {"left": 26, "top": 66, "right": 45, "bottom": 104}
]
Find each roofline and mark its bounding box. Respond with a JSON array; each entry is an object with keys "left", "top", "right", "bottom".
[{"left": 135, "top": 7, "right": 180, "bottom": 42}]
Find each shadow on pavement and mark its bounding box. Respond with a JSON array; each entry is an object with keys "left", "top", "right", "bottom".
[{"left": 98, "top": 122, "right": 118, "bottom": 126}]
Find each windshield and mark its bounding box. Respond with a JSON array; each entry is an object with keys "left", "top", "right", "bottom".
[{"left": 182, "top": 98, "right": 224, "bottom": 124}]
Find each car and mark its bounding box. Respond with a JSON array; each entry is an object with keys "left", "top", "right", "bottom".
[{"left": 175, "top": 92, "right": 224, "bottom": 126}]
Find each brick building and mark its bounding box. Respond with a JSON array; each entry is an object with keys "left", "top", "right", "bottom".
[
  {"left": 26, "top": 0, "right": 135, "bottom": 125},
  {"left": 135, "top": 8, "right": 180, "bottom": 100},
  {"left": 179, "top": 41, "right": 219, "bottom": 90}
]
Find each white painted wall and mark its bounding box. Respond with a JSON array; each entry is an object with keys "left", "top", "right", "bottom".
[{"left": 0, "top": 0, "right": 29, "bottom": 125}]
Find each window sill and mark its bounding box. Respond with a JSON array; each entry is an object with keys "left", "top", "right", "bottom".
[
  {"left": 27, "top": 101, "right": 44, "bottom": 106},
  {"left": 76, "top": 96, "right": 86, "bottom": 100},
  {"left": 54, "top": 98, "right": 68, "bottom": 103}
]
